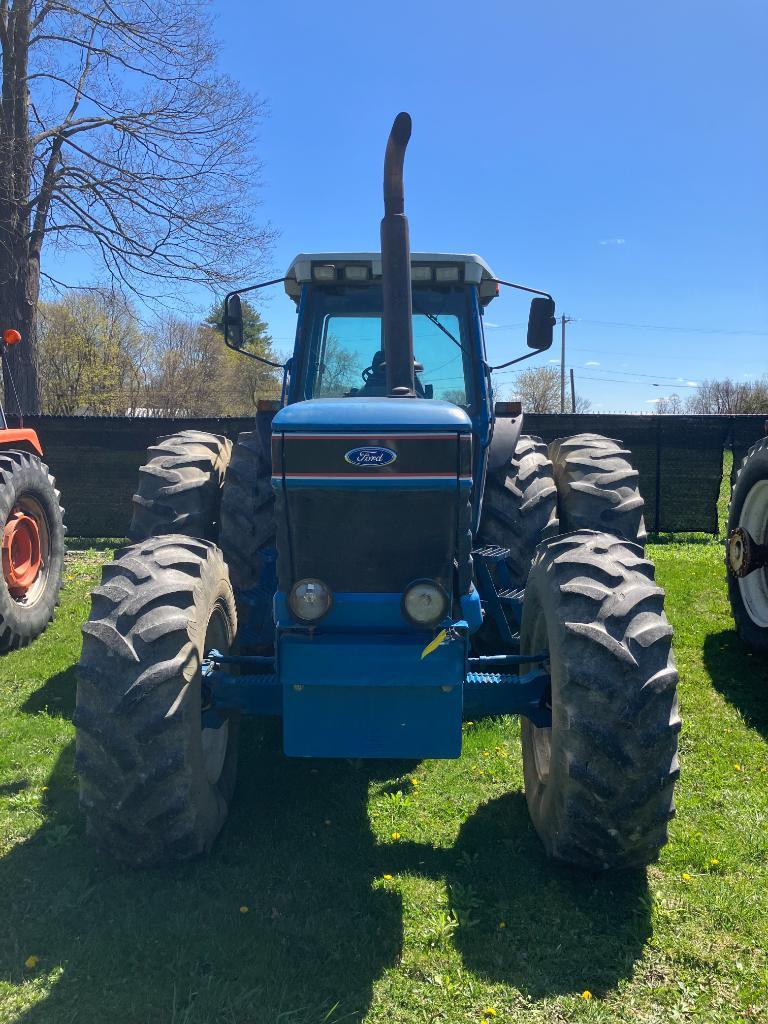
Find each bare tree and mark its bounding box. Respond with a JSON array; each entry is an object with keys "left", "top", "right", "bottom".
[
  {"left": 653, "top": 393, "right": 685, "bottom": 415},
  {"left": 511, "top": 366, "right": 560, "bottom": 412},
  {"left": 142, "top": 315, "right": 218, "bottom": 417},
  {"left": 686, "top": 377, "right": 768, "bottom": 415},
  {"left": 509, "top": 365, "right": 591, "bottom": 413},
  {"left": 0, "top": 0, "right": 274, "bottom": 411}
]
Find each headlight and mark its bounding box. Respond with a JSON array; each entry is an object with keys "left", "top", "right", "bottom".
[
  {"left": 402, "top": 580, "right": 449, "bottom": 627},
  {"left": 289, "top": 578, "right": 332, "bottom": 622}
]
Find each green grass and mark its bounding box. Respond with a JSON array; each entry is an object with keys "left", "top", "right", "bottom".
[{"left": 1, "top": 533, "right": 767, "bottom": 1023}]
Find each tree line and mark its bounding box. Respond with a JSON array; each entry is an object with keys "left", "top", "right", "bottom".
[
  {"left": 14, "top": 290, "right": 282, "bottom": 417},
  {"left": 655, "top": 378, "right": 768, "bottom": 415}
]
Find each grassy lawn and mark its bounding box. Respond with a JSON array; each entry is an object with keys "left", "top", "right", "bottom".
[{"left": 1, "top": 531, "right": 767, "bottom": 1022}]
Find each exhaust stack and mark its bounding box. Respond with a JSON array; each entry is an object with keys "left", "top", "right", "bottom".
[{"left": 381, "top": 112, "right": 415, "bottom": 398}]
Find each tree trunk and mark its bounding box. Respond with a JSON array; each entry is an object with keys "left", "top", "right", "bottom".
[
  {"left": 0, "top": 0, "right": 40, "bottom": 414},
  {"left": 0, "top": 254, "right": 40, "bottom": 415}
]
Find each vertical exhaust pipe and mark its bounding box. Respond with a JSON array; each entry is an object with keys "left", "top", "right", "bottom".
[{"left": 381, "top": 112, "right": 416, "bottom": 398}]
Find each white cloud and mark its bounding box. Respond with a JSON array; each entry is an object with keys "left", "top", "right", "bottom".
[
  {"left": 548, "top": 359, "right": 560, "bottom": 364},
  {"left": 645, "top": 397, "right": 664, "bottom": 404},
  {"left": 484, "top": 322, "right": 500, "bottom": 328},
  {"left": 585, "top": 360, "right": 600, "bottom": 367},
  {"left": 686, "top": 381, "right": 698, "bottom": 387},
  {"left": 599, "top": 238, "right": 626, "bottom": 246}
]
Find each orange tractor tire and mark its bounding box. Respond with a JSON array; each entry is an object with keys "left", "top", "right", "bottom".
[{"left": 0, "top": 448, "right": 65, "bottom": 651}]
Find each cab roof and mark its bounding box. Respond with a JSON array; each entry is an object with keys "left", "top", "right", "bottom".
[{"left": 284, "top": 252, "right": 499, "bottom": 305}]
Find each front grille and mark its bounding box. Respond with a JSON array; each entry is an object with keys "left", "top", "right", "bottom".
[{"left": 273, "top": 431, "right": 470, "bottom": 595}]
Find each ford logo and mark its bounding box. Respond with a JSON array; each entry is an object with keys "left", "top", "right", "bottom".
[{"left": 344, "top": 446, "right": 397, "bottom": 467}]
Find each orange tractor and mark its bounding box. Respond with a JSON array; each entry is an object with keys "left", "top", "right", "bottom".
[{"left": 0, "top": 328, "right": 65, "bottom": 650}]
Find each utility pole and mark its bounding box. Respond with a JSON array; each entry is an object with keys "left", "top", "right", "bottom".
[
  {"left": 570, "top": 367, "right": 576, "bottom": 413},
  {"left": 560, "top": 315, "right": 573, "bottom": 413}
]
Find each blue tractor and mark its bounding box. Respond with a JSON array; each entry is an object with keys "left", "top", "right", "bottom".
[{"left": 75, "top": 114, "right": 680, "bottom": 869}]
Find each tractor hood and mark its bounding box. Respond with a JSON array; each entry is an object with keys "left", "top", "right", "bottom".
[{"left": 272, "top": 396, "right": 472, "bottom": 435}]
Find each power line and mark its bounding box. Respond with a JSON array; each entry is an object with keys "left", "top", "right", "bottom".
[
  {"left": 578, "top": 366, "right": 700, "bottom": 383},
  {"left": 486, "top": 318, "right": 768, "bottom": 337},
  {"left": 576, "top": 318, "right": 768, "bottom": 337},
  {"left": 576, "top": 374, "right": 699, "bottom": 389}
]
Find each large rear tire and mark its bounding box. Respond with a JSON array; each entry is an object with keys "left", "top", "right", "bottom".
[
  {"left": 129, "top": 431, "right": 232, "bottom": 542},
  {"left": 75, "top": 536, "right": 239, "bottom": 866},
  {"left": 520, "top": 530, "right": 680, "bottom": 869},
  {"left": 478, "top": 435, "right": 557, "bottom": 588},
  {"left": 0, "top": 450, "right": 65, "bottom": 651},
  {"left": 549, "top": 433, "right": 647, "bottom": 545},
  {"left": 726, "top": 437, "right": 768, "bottom": 652}
]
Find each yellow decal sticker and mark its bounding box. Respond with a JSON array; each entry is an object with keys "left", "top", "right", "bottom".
[{"left": 421, "top": 629, "right": 447, "bottom": 660}]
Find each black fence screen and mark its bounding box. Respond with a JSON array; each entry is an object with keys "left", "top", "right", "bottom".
[{"left": 8, "top": 413, "right": 767, "bottom": 537}]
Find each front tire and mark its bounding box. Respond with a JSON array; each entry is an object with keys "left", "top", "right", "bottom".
[
  {"left": 75, "top": 536, "right": 239, "bottom": 866},
  {"left": 520, "top": 530, "right": 680, "bottom": 869},
  {"left": 0, "top": 450, "right": 65, "bottom": 651},
  {"left": 726, "top": 437, "right": 768, "bottom": 652}
]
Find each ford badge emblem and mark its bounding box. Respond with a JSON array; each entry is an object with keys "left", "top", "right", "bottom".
[{"left": 344, "top": 446, "right": 397, "bottom": 467}]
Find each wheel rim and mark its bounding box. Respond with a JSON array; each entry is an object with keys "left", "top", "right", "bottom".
[
  {"left": 738, "top": 479, "right": 768, "bottom": 628},
  {"left": 201, "top": 601, "right": 232, "bottom": 786},
  {"left": 2, "top": 496, "right": 50, "bottom": 605},
  {"left": 526, "top": 608, "right": 552, "bottom": 784}
]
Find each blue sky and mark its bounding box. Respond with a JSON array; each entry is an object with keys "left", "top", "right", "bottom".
[{"left": 49, "top": 0, "right": 768, "bottom": 412}]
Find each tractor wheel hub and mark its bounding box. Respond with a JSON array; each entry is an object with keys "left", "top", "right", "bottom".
[
  {"left": 2, "top": 510, "right": 42, "bottom": 595},
  {"left": 727, "top": 526, "right": 768, "bottom": 578}
]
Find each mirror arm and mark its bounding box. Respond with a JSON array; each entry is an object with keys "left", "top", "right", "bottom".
[
  {"left": 223, "top": 277, "right": 289, "bottom": 368},
  {"left": 490, "top": 278, "right": 554, "bottom": 301},
  {"left": 487, "top": 348, "right": 543, "bottom": 372},
  {"left": 223, "top": 333, "right": 286, "bottom": 369}
]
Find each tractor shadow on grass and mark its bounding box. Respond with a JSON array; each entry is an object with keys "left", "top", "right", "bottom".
[
  {"left": 703, "top": 628, "right": 768, "bottom": 741},
  {"left": 21, "top": 665, "right": 78, "bottom": 719},
  {"left": 388, "top": 793, "right": 653, "bottom": 1000},
  {"left": 1, "top": 718, "right": 406, "bottom": 1024},
  {"left": 2, "top": 697, "right": 650, "bottom": 1021}
]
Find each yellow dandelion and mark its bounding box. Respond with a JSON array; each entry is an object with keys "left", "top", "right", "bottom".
[
  {"left": 41, "top": 786, "right": 48, "bottom": 792},
  {"left": 478, "top": 769, "right": 485, "bottom": 776},
  {"left": 410, "top": 777, "right": 419, "bottom": 786},
  {"left": 382, "top": 874, "right": 393, "bottom": 880},
  {"left": 482, "top": 750, "right": 490, "bottom": 757},
  {"left": 710, "top": 858, "right": 720, "bottom": 866},
  {"left": 498, "top": 921, "right": 506, "bottom": 930},
  {"left": 466, "top": 721, "right": 474, "bottom": 726},
  {"left": 484, "top": 1009, "right": 497, "bottom": 1018},
  {"left": 681, "top": 872, "right": 692, "bottom": 881},
  {"left": 734, "top": 763, "right": 742, "bottom": 772},
  {"left": 24, "top": 956, "right": 40, "bottom": 969},
  {"left": 581, "top": 990, "right": 592, "bottom": 1000},
  {"left": 239, "top": 906, "right": 249, "bottom": 914},
  {"left": 391, "top": 831, "right": 401, "bottom": 840}
]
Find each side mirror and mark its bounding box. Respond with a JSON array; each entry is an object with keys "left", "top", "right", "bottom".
[
  {"left": 526, "top": 297, "right": 556, "bottom": 350},
  {"left": 224, "top": 293, "right": 243, "bottom": 349}
]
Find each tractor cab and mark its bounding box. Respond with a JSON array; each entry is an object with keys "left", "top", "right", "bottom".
[{"left": 283, "top": 252, "right": 498, "bottom": 415}]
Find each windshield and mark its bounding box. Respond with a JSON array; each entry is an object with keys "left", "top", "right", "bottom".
[{"left": 296, "top": 284, "right": 477, "bottom": 408}]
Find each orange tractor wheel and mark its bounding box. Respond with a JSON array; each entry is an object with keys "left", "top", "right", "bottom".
[{"left": 0, "top": 449, "right": 65, "bottom": 651}]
